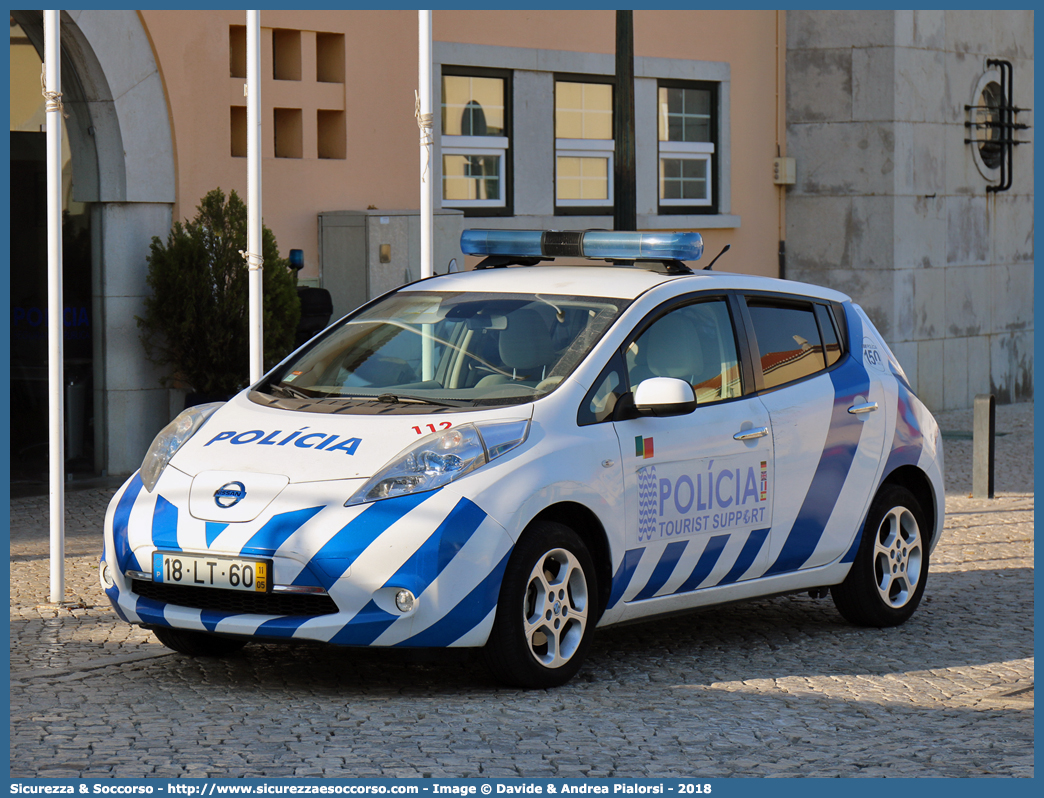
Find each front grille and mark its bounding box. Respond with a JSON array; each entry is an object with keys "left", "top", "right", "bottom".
[{"left": 131, "top": 580, "right": 339, "bottom": 616}]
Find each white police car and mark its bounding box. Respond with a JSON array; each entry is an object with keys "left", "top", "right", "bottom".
[{"left": 101, "top": 229, "right": 944, "bottom": 688}]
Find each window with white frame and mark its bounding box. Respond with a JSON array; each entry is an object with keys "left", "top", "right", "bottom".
[
  {"left": 658, "top": 81, "right": 716, "bottom": 211},
  {"left": 441, "top": 70, "right": 510, "bottom": 212},
  {"left": 555, "top": 79, "right": 614, "bottom": 210}
]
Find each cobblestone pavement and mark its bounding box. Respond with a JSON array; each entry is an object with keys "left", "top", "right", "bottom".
[{"left": 9, "top": 404, "right": 1033, "bottom": 778}]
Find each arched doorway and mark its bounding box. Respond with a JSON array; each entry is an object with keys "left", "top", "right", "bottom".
[{"left": 9, "top": 10, "right": 176, "bottom": 490}]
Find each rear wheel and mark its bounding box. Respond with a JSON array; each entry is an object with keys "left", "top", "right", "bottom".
[
  {"left": 832, "top": 484, "right": 929, "bottom": 627},
  {"left": 485, "top": 521, "right": 599, "bottom": 688},
  {"left": 152, "top": 626, "right": 248, "bottom": 657}
]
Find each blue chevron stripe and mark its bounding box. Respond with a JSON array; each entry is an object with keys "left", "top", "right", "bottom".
[
  {"left": 843, "top": 381, "right": 925, "bottom": 566},
  {"left": 200, "top": 609, "right": 236, "bottom": 633},
  {"left": 397, "top": 548, "right": 512, "bottom": 647},
  {"left": 715, "top": 528, "right": 769, "bottom": 585},
  {"left": 151, "top": 495, "right": 180, "bottom": 551},
  {"left": 253, "top": 615, "right": 313, "bottom": 639},
  {"left": 674, "top": 534, "right": 729, "bottom": 593},
  {"left": 840, "top": 528, "right": 863, "bottom": 564},
  {"left": 240, "top": 506, "right": 324, "bottom": 556},
  {"left": 295, "top": 491, "right": 437, "bottom": 590},
  {"left": 104, "top": 585, "right": 130, "bottom": 623},
  {"left": 133, "top": 596, "right": 169, "bottom": 627},
  {"left": 632, "top": 541, "right": 688, "bottom": 601},
  {"left": 880, "top": 384, "right": 924, "bottom": 476},
  {"left": 763, "top": 315, "right": 870, "bottom": 577},
  {"left": 329, "top": 600, "right": 399, "bottom": 646},
  {"left": 606, "top": 548, "right": 644, "bottom": 610},
  {"left": 382, "top": 497, "right": 488, "bottom": 596},
  {"left": 206, "top": 523, "right": 229, "bottom": 547},
  {"left": 113, "top": 474, "right": 144, "bottom": 573}
]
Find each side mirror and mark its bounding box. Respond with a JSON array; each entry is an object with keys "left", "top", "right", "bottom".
[{"left": 633, "top": 377, "right": 698, "bottom": 417}]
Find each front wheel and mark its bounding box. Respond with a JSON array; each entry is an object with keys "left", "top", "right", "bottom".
[
  {"left": 832, "top": 484, "right": 929, "bottom": 627},
  {"left": 152, "top": 626, "right": 248, "bottom": 657},
  {"left": 485, "top": 521, "right": 599, "bottom": 688}
]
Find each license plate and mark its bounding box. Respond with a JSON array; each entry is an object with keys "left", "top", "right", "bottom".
[{"left": 152, "top": 551, "right": 270, "bottom": 593}]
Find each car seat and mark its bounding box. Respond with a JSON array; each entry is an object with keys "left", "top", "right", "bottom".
[{"left": 476, "top": 308, "right": 557, "bottom": 387}]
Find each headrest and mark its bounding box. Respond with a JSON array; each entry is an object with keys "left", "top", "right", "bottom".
[
  {"left": 500, "top": 308, "right": 556, "bottom": 370},
  {"left": 645, "top": 314, "right": 703, "bottom": 379}
]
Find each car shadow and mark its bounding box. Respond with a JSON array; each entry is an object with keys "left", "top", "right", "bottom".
[{"left": 35, "top": 565, "right": 1026, "bottom": 698}]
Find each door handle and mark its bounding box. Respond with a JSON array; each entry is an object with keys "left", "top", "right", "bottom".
[
  {"left": 734, "top": 426, "right": 769, "bottom": 441},
  {"left": 848, "top": 401, "right": 879, "bottom": 415}
]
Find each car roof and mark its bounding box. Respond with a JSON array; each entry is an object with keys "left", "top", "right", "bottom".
[{"left": 413, "top": 265, "right": 853, "bottom": 304}]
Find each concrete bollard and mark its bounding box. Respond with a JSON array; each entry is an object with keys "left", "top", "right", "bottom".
[{"left": 972, "top": 393, "right": 995, "bottom": 499}]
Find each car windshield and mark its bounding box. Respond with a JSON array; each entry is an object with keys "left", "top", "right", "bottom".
[{"left": 261, "top": 290, "right": 629, "bottom": 409}]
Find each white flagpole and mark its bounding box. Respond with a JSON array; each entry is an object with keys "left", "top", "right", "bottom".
[
  {"left": 246, "top": 10, "right": 263, "bottom": 383},
  {"left": 418, "top": 10, "right": 434, "bottom": 280},
  {"left": 418, "top": 10, "right": 434, "bottom": 380},
  {"left": 44, "top": 9, "right": 66, "bottom": 605}
]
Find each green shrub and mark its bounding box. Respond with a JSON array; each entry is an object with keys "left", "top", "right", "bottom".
[{"left": 137, "top": 188, "right": 300, "bottom": 396}]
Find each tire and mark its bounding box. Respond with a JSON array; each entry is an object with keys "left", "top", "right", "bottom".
[
  {"left": 832, "top": 484, "right": 930, "bottom": 627},
  {"left": 152, "top": 626, "right": 248, "bottom": 657},
  {"left": 485, "top": 521, "right": 599, "bottom": 689}
]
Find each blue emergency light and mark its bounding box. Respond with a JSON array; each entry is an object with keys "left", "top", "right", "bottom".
[{"left": 460, "top": 229, "right": 704, "bottom": 266}]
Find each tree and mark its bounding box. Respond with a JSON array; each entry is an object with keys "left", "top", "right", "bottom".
[{"left": 137, "top": 188, "right": 300, "bottom": 397}]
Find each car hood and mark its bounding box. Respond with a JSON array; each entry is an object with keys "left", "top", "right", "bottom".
[{"left": 169, "top": 392, "right": 533, "bottom": 483}]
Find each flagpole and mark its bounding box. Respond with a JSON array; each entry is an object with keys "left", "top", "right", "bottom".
[
  {"left": 44, "top": 9, "right": 66, "bottom": 604},
  {"left": 246, "top": 10, "right": 263, "bottom": 383},
  {"left": 418, "top": 10, "right": 434, "bottom": 380}
]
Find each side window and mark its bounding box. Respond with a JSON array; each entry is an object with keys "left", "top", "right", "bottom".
[
  {"left": 745, "top": 300, "right": 826, "bottom": 390},
  {"left": 578, "top": 354, "right": 624, "bottom": 426},
  {"left": 626, "top": 299, "right": 741, "bottom": 404},
  {"left": 814, "top": 303, "right": 842, "bottom": 367}
]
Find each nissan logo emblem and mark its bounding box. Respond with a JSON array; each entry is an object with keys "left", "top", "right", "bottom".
[{"left": 214, "top": 481, "right": 247, "bottom": 509}]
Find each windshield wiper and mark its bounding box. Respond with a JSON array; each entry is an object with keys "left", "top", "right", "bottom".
[
  {"left": 374, "top": 393, "right": 466, "bottom": 408},
  {"left": 269, "top": 383, "right": 314, "bottom": 400}
]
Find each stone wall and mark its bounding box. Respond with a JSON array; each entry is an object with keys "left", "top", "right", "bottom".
[{"left": 785, "top": 10, "right": 1033, "bottom": 410}]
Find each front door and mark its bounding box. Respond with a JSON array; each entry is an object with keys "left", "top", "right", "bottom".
[{"left": 610, "top": 297, "right": 775, "bottom": 607}]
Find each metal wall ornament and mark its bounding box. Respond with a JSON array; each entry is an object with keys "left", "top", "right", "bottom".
[{"left": 964, "top": 59, "right": 1031, "bottom": 193}]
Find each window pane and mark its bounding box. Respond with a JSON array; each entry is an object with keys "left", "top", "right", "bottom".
[
  {"left": 557, "top": 156, "right": 608, "bottom": 201},
  {"left": 658, "top": 86, "right": 712, "bottom": 143},
  {"left": 627, "top": 300, "right": 741, "bottom": 404},
  {"left": 556, "top": 82, "right": 613, "bottom": 140},
  {"left": 683, "top": 115, "right": 711, "bottom": 142},
  {"left": 746, "top": 302, "right": 826, "bottom": 389},
  {"left": 815, "top": 304, "right": 843, "bottom": 367},
  {"left": 557, "top": 157, "right": 581, "bottom": 178},
  {"left": 660, "top": 158, "right": 707, "bottom": 202},
  {"left": 579, "top": 360, "right": 624, "bottom": 425},
  {"left": 442, "top": 75, "right": 504, "bottom": 136},
  {"left": 442, "top": 154, "right": 501, "bottom": 201}
]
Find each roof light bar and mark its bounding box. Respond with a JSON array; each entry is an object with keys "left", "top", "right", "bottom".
[{"left": 460, "top": 229, "right": 704, "bottom": 263}]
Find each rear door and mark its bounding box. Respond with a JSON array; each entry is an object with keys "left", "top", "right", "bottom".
[{"left": 740, "top": 295, "right": 887, "bottom": 576}]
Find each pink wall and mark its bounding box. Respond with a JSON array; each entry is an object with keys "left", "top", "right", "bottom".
[{"left": 141, "top": 10, "right": 783, "bottom": 280}]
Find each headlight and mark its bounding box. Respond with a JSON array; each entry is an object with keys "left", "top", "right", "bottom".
[
  {"left": 140, "top": 402, "right": 224, "bottom": 492},
  {"left": 346, "top": 419, "right": 530, "bottom": 506}
]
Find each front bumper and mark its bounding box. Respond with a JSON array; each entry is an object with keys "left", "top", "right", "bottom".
[{"left": 101, "top": 472, "right": 513, "bottom": 648}]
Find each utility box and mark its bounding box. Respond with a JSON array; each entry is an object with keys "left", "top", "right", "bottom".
[
  {"left": 773, "top": 157, "right": 796, "bottom": 185},
  {"left": 318, "top": 209, "right": 466, "bottom": 321}
]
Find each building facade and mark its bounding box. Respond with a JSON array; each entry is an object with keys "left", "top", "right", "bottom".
[
  {"left": 785, "top": 9, "right": 1034, "bottom": 409},
  {"left": 8, "top": 9, "right": 1032, "bottom": 483}
]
